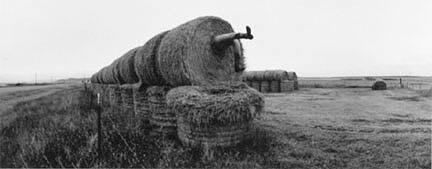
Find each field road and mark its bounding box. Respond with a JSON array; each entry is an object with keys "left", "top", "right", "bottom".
[{"left": 0, "top": 84, "right": 76, "bottom": 124}]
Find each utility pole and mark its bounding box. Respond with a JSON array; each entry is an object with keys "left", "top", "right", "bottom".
[{"left": 35, "top": 73, "right": 37, "bottom": 84}]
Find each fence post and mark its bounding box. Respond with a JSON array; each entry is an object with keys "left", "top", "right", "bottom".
[{"left": 96, "top": 93, "right": 102, "bottom": 160}]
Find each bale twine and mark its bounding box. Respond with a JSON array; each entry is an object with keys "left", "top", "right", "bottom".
[
  {"left": 166, "top": 83, "right": 265, "bottom": 148},
  {"left": 132, "top": 84, "right": 150, "bottom": 125},
  {"left": 372, "top": 80, "right": 387, "bottom": 90},
  {"left": 270, "top": 80, "right": 280, "bottom": 92},
  {"left": 281, "top": 80, "right": 294, "bottom": 92},
  {"left": 260, "top": 81, "right": 270, "bottom": 93},
  {"left": 157, "top": 16, "right": 243, "bottom": 86},
  {"left": 146, "top": 86, "right": 176, "bottom": 134},
  {"left": 250, "top": 81, "right": 261, "bottom": 92}
]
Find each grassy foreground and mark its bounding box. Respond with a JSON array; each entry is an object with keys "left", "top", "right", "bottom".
[{"left": 0, "top": 86, "right": 279, "bottom": 168}]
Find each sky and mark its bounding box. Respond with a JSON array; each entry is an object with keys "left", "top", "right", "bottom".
[{"left": 0, "top": 0, "right": 431, "bottom": 83}]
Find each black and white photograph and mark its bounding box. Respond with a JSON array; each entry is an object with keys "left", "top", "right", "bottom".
[{"left": 0, "top": 0, "right": 431, "bottom": 168}]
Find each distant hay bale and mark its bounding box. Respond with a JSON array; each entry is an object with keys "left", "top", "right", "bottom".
[
  {"left": 166, "top": 83, "right": 264, "bottom": 147},
  {"left": 287, "top": 71, "right": 298, "bottom": 90},
  {"left": 132, "top": 84, "right": 150, "bottom": 125},
  {"left": 281, "top": 80, "right": 294, "bottom": 92},
  {"left": 270, "top": 80, "right": 280, "bottom": 92},
  {"left": 158, "top": 16, "right": 243, "bottom": 86},
  {"left": 372, "top": 80, "right": 387, "bottom": 90},
  {"left": 260, "top": 81, "right": 270, "bottom": 93},
  {"left": 146, "top": 86, "right": 175, "bottom": 134},
  {"left": 242, "top": 70, "right": 289, "bottom": 81},
  {"left": 250, "top": 81, "right": 261, "bottom": 91}
]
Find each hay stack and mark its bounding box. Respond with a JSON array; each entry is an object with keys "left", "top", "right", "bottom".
[
  {"left": 287, "top": 71, "right": 298, "bottom": 90},
  {"left": 146, "top": 86, "right": 176, "bottom": 134},
  {"left": 260, "top": 81, "right": 270, "bottom": 93},
  {"left": 242, "top": 70, "right": 289, "bottom": 82},
  {"left": 281, "top": 80, "right": 294, "bottom": 92},
  {"left": 372, "top": 80, "right": 387, "bottom": 90},
  {"left": 92, "top": 16, "right": 249, "bottom": 87},
  {"left": 132, "top": 84, "right": 150, "bottom": 125},
  {"left": 270, "top": 80, "right": 280, "bottom": 92},
  {"left": 250, "top": 81, "right": 261, "bottom": 91},
  {"left": 166, "top": 83, "right": 265, "bottom": 147}
]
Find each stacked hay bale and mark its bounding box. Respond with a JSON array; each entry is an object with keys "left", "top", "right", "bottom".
[
  {"left": 281, "top": 80, "right": 295, "bottom": 92},
  {"left": 133, "top": 84, "right": 150, "bottom": 125},
  {"left": 287, "top": 71, "right": 298, "bottom": 90},
  {"left": 242, "top": 70, "right": 295, "bottom": 92},
  {"left": 167, "top": 83, "right": 264, "bottom": 148},
  {"left": 147, "top": 86, "right": 176, "bottom": 134},
  {"left": 120, "top": 85, "right": 135, "bottom": 126},
  {"left": 372, "top": 80, "right": 387, "bottom": 90}
]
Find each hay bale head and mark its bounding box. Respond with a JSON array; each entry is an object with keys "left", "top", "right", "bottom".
[
  {"left": 372, "top": 80, "right": 387, "bottom": 90},
  {"left": 158, "top": 16, "right": 245, "bottom": 86},
  {"left": 166, "top": 83, "right": 265, "bottom": 147}
]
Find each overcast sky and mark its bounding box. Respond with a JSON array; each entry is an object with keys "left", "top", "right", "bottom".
[{"left": 0, "top": 0, "right": 431, "bottom": 83}]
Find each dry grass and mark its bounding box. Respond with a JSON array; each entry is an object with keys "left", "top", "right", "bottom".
[{"left": 1, "top": 81, "right": 431, "bottom": 168}]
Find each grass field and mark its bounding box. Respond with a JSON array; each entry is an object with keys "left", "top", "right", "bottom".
[{"left": 0, "top": 80, "right": 430, "bottom": 168}]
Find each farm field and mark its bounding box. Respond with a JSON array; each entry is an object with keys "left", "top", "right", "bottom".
[
  {"left": 0, "top": 81, "right": 431, "bottom": 168},
  {"left": 0, "top": 84, "right": 77, "bottom": 127}
]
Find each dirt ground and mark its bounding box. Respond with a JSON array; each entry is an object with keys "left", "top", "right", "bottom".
[{"left": 259, "top": 88, "right": 431, "bottom": 168}]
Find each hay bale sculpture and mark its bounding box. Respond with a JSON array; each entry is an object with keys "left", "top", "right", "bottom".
[
  {"left": 89, "top": 16, "right": 258, "bottom": 149},
  {"left": 372, "top": 80, "right": 387, "bottom": 90}
]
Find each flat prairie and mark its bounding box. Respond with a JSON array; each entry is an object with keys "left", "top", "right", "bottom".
[{"left": 0, "top": 80, "right": 430, "bottom": 168}]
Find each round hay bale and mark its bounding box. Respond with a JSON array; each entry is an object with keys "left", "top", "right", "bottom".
[
  {"left": 372, "top": 80, "right": 386, "bottom": 90},
  {"left": 134, "top": 31, "right": 169, "bottom": 86},
  {"left": 281, "top": 80, "right": 294, "bottom": 92},
  {"left": 117, "top": 47, "right": 140, "bottom": 84},
  {"left": 270, "top": 80, "right": 280, "bottom": 92},
  {"left": 260, "top": 81, "right": 270, "bottom": 93},
  {"left": 287, "top": 71, "right": 297, "bottom": 81},
  {"left": 250, "top": 81, "right": 261, "bottom": 91},
  {"left": 157, "top": 16, "right": 243, "bottom": 86},
  {"left": 166, "top": 83, "right": 264, "bottom": 147},
  {"left": 146, "top": 86, "right": 176, "bottom": 134},
  {"left": 132, "top": 84, "right": 150, "bottom": 125}
]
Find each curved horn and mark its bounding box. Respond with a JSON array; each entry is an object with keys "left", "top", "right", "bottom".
[{"left": 213, "top": 26, "right": 253, "bottom": 51}]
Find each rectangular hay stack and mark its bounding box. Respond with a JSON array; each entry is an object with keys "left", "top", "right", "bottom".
[
  {"left": 147, "top": 86, "right": 176, "bottom": 135},
  {"left": 281, "top": 80, "right": 295, "bottom": 92}
]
